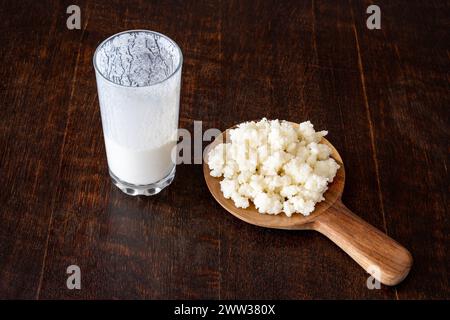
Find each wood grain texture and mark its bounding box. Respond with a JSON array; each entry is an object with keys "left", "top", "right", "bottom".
[
  {"left": 0, "top": 0, "right": 448, "bottom": 299},
  {"left": 349, "top": 0, "right": 449, "bottom": 299},
  {"left": 314, "top": 202, "right": 412, "bottom": 286}
]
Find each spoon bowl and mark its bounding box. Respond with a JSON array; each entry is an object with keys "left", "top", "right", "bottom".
[
  {"left": 203, "top": 123, "right": 413, "bottom": 286},
  {"left": 204, "top": 131, "right": 345, "bottom": 229}
]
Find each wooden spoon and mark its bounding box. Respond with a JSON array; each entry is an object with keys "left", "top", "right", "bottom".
[{"left": 203, "top": 125, "right": 412, "bottom": 286}]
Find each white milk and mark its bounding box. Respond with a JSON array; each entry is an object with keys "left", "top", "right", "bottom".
[
  {"left": 104, "top": 136, "right": 175, "bottom": 185},
  {"left": 94, "top": 30, "right": 182, "bottom": 187}
]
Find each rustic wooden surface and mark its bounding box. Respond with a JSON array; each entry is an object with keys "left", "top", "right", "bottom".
[{"left": 0, "top": 0, "right": 448, "bottom": 299}]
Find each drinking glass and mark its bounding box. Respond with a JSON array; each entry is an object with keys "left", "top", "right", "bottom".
[{"left": 93, "top": 30, "right": 182, "bottom": 196}]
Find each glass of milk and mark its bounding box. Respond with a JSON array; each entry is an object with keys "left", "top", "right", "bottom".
[{"left": 93, "top": 30, "right": 182, "bottom": 196}]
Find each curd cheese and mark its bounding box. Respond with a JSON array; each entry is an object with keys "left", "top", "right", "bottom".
[{"left": 207, "top": 119, "right": 339, "bottom": 217}]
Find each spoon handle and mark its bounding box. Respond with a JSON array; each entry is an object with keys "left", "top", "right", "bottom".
[{"left": 313, "top": 201, "right": 412, "bottom": 286}]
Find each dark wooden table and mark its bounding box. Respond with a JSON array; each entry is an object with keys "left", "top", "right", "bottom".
[{"left": 0, "top": 0, "right": 448, "bottom": 299}]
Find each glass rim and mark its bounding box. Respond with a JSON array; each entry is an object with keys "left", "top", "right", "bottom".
[{"left": 92, "top": 29, "right": 183, "bottom": 88}]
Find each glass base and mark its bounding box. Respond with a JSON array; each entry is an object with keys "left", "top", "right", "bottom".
[{"left": 109, "top": 166, "right": 176, "bottom": 196}]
